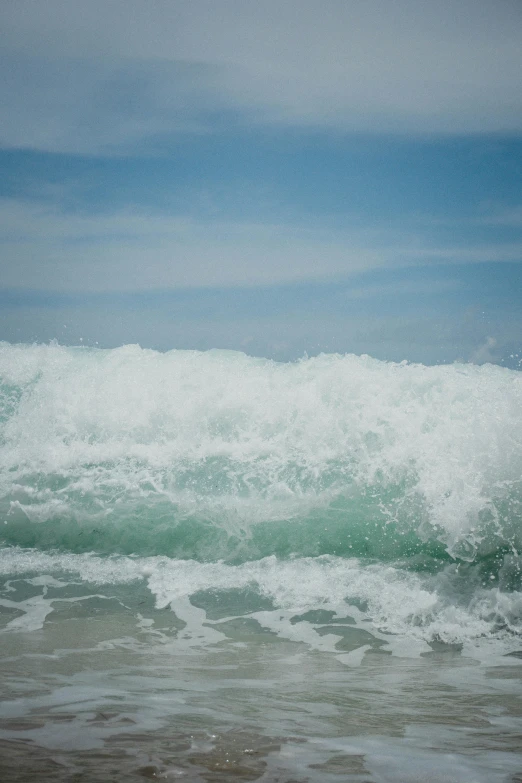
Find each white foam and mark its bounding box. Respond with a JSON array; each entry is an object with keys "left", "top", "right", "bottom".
[
  {"left": 1, "top": 343, "right": 521, "bottom": 556},
  {"left": 0, "top": 595, "right": 56, "bottom": 632},
  {"left": 1, "top": 548, "right": 520, "bottom": 652}
]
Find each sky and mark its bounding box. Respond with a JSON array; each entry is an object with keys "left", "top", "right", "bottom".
[{"left": 1, "top": 0, "right": 521, "bottom": 365}]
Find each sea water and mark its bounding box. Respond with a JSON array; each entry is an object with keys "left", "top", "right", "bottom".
[{"left": 0, "top": 342, "right": 521, "bottom": 782}]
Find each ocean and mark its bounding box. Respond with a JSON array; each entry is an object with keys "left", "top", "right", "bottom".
[{"left": 0, "top": 342, "right": 521, "bottom": 782}]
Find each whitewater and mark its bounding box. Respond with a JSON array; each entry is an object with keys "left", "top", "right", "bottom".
[{"left": 1, "top": 342, "right": 521, "bottom": 782}]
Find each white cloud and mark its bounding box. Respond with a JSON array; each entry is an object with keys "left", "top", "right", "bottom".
[
  {"left": 469, "top": 336, "right": 499, "bottom": 364},
  {"left": 342, "top": 278, "right": 462, "bottom": 300},
  {"left": 411, "top": 243, "right": 522, "bottom": 263},
  {"left": 0, "top": 198, "right": 386, "bottom": 291},
  {"left": 1, "top": 198, "right": 520, "bottom": 293},
  {"left": 1, "top": 0, "right": 521, "bottom": 153}
]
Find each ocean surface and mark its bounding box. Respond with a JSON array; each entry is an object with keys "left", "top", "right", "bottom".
[{"left": 1, "top": 342, "right": 521, "bottom": 782}]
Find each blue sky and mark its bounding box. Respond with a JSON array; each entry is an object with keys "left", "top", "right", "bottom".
[{"left": 1, "top": 0, "right": 521, "bottom": 365}]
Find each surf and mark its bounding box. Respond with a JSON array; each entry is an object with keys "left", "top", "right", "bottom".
[
  {"left": 1, "top": 342, "right": 521, "bottom": 565},
  {"left": 1, "top": 342, "right": 522, "bottom": 781}
]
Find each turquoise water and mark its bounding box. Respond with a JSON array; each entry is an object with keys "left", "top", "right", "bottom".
[{"left": 1, "top": 343, "right": 521, "bottom": 781}]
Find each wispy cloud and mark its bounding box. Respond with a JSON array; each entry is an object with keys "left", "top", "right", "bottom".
[
  {"left": 0, "top": 198, "right": 387, "bottom": 291},
  {"left": 409, "top": 242, "right": 522, "bottom": 264},
  {"left": 1, "top": 0, "right": 521, "bottom": 154},
  {"left": 1, "top": 196, "right": 520, "bottom": 293}
]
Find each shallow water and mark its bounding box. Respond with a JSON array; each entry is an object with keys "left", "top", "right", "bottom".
[
  {"left": 1, "top": 569, "right": 522, "bottom": 782},
  {"left": 1, "top": 344, "right": 522, "bottom": 780}
]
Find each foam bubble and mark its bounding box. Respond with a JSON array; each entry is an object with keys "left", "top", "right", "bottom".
[
  {"left": 1, "top": 549, "right": 520, "bottom": 649},
  {"left": 1, "top": 343, "right": 521, "bottom": 562}
]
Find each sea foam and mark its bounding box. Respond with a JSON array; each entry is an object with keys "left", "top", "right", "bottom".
[{"left": 1, "top": 342, "right": 521, "bottom": 563}]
